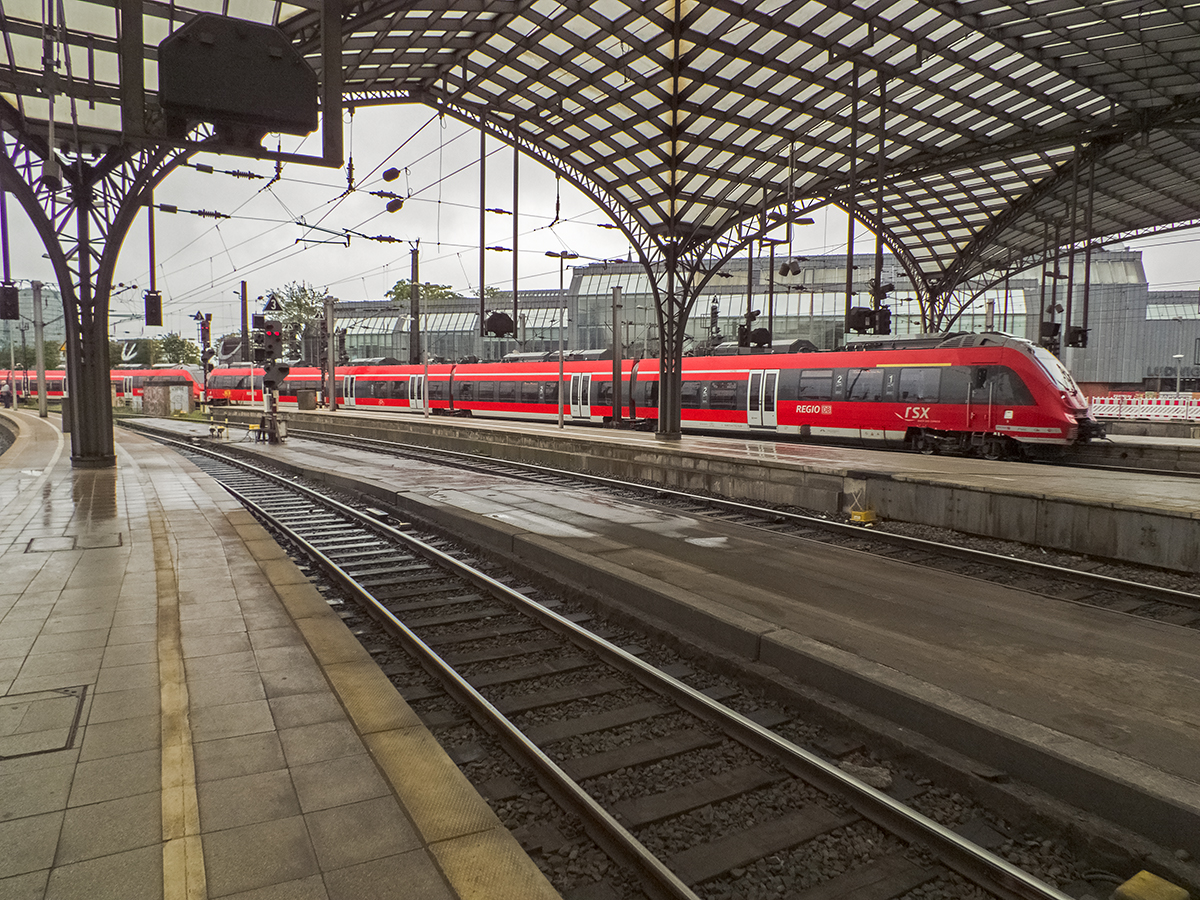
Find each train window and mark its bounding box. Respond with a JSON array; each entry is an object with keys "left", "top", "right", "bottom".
[
  {"left": 798, "top": 370, "right": 832, "bottom": 401},
  {"left": 498, "top": 382, "right": 516, "bottom": 403},
  {"left": 709, "top": 380, "right": 739, "bottom": 410},
  {"left": 846, "top": 368, "right": 883, "bottom": 402},
  {"left": 971, "top": 366, "right": 1035, "bottom": 405},
  {"left": 521, "top": 381, "right": 540, "bottom": 403},
  {"left": 544, "top": 381, "right": 559, "bottom": 403},
  {"left": 456, "top": 382, "right": 475, "bottom": 401},
  {"left": 898, "top": 368, "right": 940, "bottom": 402},
  {"left": 832, "top": 370, "right": 846, "bottom": 400},
  {"left": 596, "top": 381, "right": 613, "bottom": 406},
  {"left": 476, "top": 381, "right": 494, "bottom": 401},
  {"left": 428, "top": 381, "right": 446, "bottom": 402},
  {"left": 681, "top": 380, "right": 703, "bottom": 409},
  {"left": 939, "top": 367, "right": 969, "bottom": 404},
  {"left": 354, "top": 380, "right": 373, "bottom": 399}
]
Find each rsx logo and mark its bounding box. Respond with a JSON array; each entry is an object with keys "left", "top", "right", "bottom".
[{"left": 903, "top": 406, "right": 931, "bottom": 419}]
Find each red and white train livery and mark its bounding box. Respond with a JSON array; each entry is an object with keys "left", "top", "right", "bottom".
[{"left": 206, "top": 332, "right": 1102, "bottom": 458}]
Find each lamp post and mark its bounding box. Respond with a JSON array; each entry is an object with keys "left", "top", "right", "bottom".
[
  {"left": 1173, "top": 354, "right": 1184, "bottom": 395},
  {"left": 545, "top": 250, "right": 578, "bottom": 428}
]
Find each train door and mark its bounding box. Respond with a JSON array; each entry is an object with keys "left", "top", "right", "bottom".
[
  {"left": 570, "top": 373, "right": 591, "bottom": 418},
  {"left": 122, "top": 376, "right": 133, "bottom": 400},
  {"left": 409, "top": 374, "right": 424, "bottom": 410},
  {"left": 342, "top": 375, "right": 356, "bottom": 408},
  {"left": 746, "top": 369, "right": 779, "bottom": 428}
]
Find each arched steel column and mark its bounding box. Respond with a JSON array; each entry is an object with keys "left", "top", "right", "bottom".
[{"left": 0, "top": 119, "right": 189, "bottom": 467}]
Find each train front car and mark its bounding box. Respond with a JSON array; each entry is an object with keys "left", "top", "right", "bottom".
[{"left": 896, "top": 333, "right": 1103, "bottom": 459}]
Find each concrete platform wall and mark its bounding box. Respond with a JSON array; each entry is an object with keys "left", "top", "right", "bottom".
[{"left": 211, "top": 408, "right": 1198, "bottom": 571}]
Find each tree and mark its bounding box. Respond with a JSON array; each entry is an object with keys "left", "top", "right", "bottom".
[
  {"left": 265, "top": 281, "right": 327, "bottom": 333},
  {"left": 2, "top": 340, "right": 62, "bottom": 369},
  {"left": 159, "top": 333, "right": 201, "bottom": 364},
  {"left": 386, "top": 279, "right": 459, "bottom": 313}
]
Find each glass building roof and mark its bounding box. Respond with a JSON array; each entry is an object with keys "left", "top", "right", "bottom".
[{"left": 5, "top": 1, "right": 1200, "bottom": 299}]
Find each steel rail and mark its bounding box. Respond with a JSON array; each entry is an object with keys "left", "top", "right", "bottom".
[
  {"left": 151, "top": 430, "right": 1074, "bottom": 900},
  {"left": 288, "top": 427, "right": 1200, "bottom": 610}
]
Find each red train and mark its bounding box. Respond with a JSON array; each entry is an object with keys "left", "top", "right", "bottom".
[
  {"left": 206, "top": 332, "right": 1103, "bottom": 458},
  {"left": 0, "top": 366, "right": 204, "bottom": 404}
]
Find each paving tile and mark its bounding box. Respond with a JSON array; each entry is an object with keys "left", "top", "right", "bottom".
[
  {"left": 260, "top": 665, "right": 329, "bottom": 699},
  {"left": 222, "top": 874, "right": 329, "bottom": 900},
  {"left": 14, "top": 643, "right": 104, "bottom": 676},
  {"left": 254, "top": 645, "right": 317, "bottom": 673},
  {"left": 197, "top": 768, "right": 300, "bottom": 832},
  {"left": 190, "top": 699, "right": 275, "bottom": 743},
  {"left": 94, "top": 661, "right": 158, "bottom": 693},
  {"left": 202, "top": 815, "right": 319, "bottom": 898},
  {"left": 0, "top": 811, "right": 63, "bottom": 879},
  {"left": 78, "top": 713, "right": 160, "bottom": 761},
  {"left": 0, "top": 869, "right": 50, "bottom": 899},
  {"left": 0, "top": 763, "right": 74, "bottom": 819},
  {"left": 0, "top": 620, "right": 44, "bottom": 639},
  {"left": 278, "top": 721, "right": 363, "bottom": 768},
  {"left": 322, "top": 849, "right": 455, "bottom": 900},
  {"left": 0, "top": 636, "right": 36, "bottom": 660},
  {"left": 110, "top": 608, "right": 156, "bottom": 629},
  {"left": 184, "top": 650, "right": 258, "bottom": 678},
  {"left": 193, "top": 732, "right": 287, "bottom": 784},
  {"left": 268, "top": 693, "right": 344, "bottom": 729},
  {"left": 67, "top": 749, "right": 159, "bottom": 807},
  {"left": 43, "top": 844, "right": 160, "bottom": 900},
  {"left": 183, "top": 616, "right": 250, "bottom": 638},
  {"left": 248, "top": 627, "right": 305, "bottom": 652},
  {"left": 291, "top": 753, "right": 390, "bottom": 814},
  {"left": 28, "top": 630, "right": 109, "bottom": 655},
  {"left": 84, "top": 685, "right": 160, "bottom": 725},
  {"left": 40, "top": 614, "right": 113, "bottom": 635},
  {"left": 181, "top": 631, "right": 252, "bottom": 659},
  {"left": 54, "top": 792, "right": 160, "bottom": 865},
  {"left": 103, "top": 624, "right": 157, "bottom": 647},
  {"left": 100, "top": 640, "right": 157, "bottom": 669},
  {"left": 187, "top": 672, "right": 267, "bottom": 710},
  {"left": 179, "top": 600, "right": 243, "bottom": 623},
  {"left": 306, "top": 796, "right": 421, "bottom": 871}
]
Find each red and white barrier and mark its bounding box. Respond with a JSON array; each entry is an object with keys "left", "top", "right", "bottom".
[{"left": 1088, "top": 396, "right": 1200, "bottom": 420}]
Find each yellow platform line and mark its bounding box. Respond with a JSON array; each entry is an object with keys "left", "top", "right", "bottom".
[{"left": 152, "top": 508, "right": 207, "bottom": 900}]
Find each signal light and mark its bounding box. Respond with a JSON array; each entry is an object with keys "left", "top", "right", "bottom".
[
  {"left": 200, "top": 313, "right": 212, "bottom": 346},
  {"left": 847, "top": 306, "right": 875, "bottom": 334},
  {"left": 144, "top": 290, "right": 163, "bottom": 326},
  {"left": 0, "top": 282, "right": 18, "bottom": 320},
  {"left": 875, "top": 306, "right": 892, "bottom": 335},
  {"left": 484, "top": 311, "right": 515, "bottom": 337},
  {"left": 263, "top": 319, "right": 283, "bottom": 358}
]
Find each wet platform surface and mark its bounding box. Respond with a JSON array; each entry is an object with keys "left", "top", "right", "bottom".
[
  {"left": 163, "top": 414, "right": 1200, "bottom": 858},
  {"left": 0, "top": 410, "right": 557, "bottom": 900}
]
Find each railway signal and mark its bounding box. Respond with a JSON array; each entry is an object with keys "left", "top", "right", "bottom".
[
  {"left": 263, "top": 320, "right": 283, "bottom": 359},
  {"left": 0, "top": 282, "right": 18, "bottom": 320},
  {"left": 847, "top": 306, "right": 875, "bottom": 334},
  {"left": 875, "top": 306, "right": 892, "bottom": 335}
]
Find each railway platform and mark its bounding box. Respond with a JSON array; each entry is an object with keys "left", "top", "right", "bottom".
[
  {"left": 211, "top": 406, "right": 1200, "bottom": 572},
  {"left": 0, "top": 409, "right": 558, "bottom": 900},
  {"left": 142, "top": 414, "right": 1200, "bottom": 876}
]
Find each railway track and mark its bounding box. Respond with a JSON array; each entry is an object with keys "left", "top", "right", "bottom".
[
  {"left": 148, "top": 430, "right": 1079, "bottom": 900},
  {"left": 284, "top": 427, "right": 1200, "bottom": 626}
]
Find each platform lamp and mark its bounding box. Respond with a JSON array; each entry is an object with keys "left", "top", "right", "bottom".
[
  {"left": 1174, "top": 354, "right": 1184, "bottom": 394},
  {"left": 545, "top": 251, "right": 579, "bottom": 428}
]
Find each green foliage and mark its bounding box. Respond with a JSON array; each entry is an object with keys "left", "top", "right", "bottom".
[
  {"left": 264, "top": 281, "right": 327, "bottom": 332},
  {"left": 159, "top": 332, "right": 201, "bottom": 364},
  {"left": 386, "top": 280, "right": 460, "bottom": 311},
  {"left": 470, "top": 285, "right": 505, "bottom": 300},
  {"left": 2, "top": 340, "right": 61, "bottom": 369}
]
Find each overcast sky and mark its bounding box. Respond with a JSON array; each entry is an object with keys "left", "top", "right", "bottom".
[{"left": 6, "top": 104, "right": 1199, "bottom": 341}]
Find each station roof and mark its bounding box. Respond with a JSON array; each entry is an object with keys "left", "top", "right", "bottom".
[{"left": 4, "top": 1, "right": 1200, "bottom": 295}]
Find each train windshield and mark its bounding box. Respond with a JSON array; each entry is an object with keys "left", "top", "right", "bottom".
[{"left": 1030, "top": 346, "right": 1084, "bottom": 399}]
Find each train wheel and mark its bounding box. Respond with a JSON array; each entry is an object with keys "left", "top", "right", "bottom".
[
  {"left": 981, "top": 437, "right": 1006, "bottom": 460},
  {"left": 915, "top": 432, "right": 936, "bottom": 455}
]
